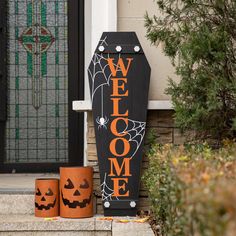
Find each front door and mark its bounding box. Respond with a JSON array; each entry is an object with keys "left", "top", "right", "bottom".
[{"left": 0, "top": 0, "right": 84, "bottom": 172}]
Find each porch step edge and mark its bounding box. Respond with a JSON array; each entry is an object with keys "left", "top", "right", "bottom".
[
  {"left": 0, "top": 194, "right": 34, "bottom": 214},
  {"left": 0, "top": 215, "right": 111, "bottom": 232},
  {"left": 0, "top": 188, "right": 34, "bottom": 195},
  {"left": 0, "top": 214, "right": 154, "bottom": 236}
]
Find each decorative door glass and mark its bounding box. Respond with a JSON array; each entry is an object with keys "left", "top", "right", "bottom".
[{"left": 6, "top": 0, "right": 68, "bottom": 163}]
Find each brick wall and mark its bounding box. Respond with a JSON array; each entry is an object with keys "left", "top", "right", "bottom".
[{"left": 87, "top": 110, "right": 188, "bottom": 214}]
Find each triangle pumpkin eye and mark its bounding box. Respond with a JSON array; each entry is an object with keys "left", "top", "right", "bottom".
[
  {"left": 45, "top": 188, "right": 53, "bottom": 196},
  {"left": 64, "top": 178, "right": 74, "bottom": 189},
  {"left": 36, "top": 188, "right": 42, "bottom": 196},
  {"left": 80, "top": 179, "right": 89, "bottom": 189}
]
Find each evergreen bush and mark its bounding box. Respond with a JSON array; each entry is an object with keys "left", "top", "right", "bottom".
[{"left": 145, "top": 0, "right": 236, "bottom": 141}]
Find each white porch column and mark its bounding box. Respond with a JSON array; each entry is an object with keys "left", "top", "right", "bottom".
[
  {"left": 85, "top": 0, "right": 117, "bottom": 100},
  {"left": 83, "top": 0, "right": 117, "bottom": 164}
]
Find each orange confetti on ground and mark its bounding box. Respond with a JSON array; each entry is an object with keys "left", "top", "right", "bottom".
[
  {"left": 97, "top": 217, "right": 113, "bottom": 221},
  {"left": 133, "top": 217, "right": 149, "bottom": 223},
  {"left": 115, "top": 217, "right": 150, "bottom": 223},
  {"left": 116, "top": 219, "right": 130, "bottom": 223},
  {"left": 44, "top": 217, "right": 58, "bottom": 221}
]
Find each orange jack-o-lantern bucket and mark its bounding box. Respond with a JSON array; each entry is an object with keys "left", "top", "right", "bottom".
[
  {"left": 60, "top": 167, "right": 93, "bottom": 218},
  {"left": 35, "top": 178, "right": 59, "bottom": 217}
]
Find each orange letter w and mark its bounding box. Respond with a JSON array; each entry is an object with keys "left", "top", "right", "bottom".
[{"left": 107, "top": 58, "right": 133, "bottom": 77}]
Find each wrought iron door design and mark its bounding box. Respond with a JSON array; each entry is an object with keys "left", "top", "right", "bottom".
[{"left": 6, "top": 0, "right": 68, "bottom": 163}]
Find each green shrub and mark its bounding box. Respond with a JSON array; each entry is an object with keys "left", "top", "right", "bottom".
[
  {"left": 143, "top": 141, "right": 236, "bottom": 235},
  {"left": 145, "top": 0, "right": 236, "bottom": 141}
]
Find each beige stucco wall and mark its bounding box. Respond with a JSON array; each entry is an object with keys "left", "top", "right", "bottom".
[{"left": 117, "top": 0, "right": 179, "bottom": 100}]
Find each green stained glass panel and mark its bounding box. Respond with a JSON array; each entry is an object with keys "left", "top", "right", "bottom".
[{"left": 6, "top": 0, "right": 68, "bottom": 163}]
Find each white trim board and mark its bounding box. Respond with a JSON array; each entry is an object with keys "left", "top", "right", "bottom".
[
  {"left": 85, "top": 0, "right": 117, "bottom": 100},
  {"left": 83, "top": 0, "right": 118, "bottom": 165},
  {"left": 73, "top": 100, "right": 173, "bottom": 112}
]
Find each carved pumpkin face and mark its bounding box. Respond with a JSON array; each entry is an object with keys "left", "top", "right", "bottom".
[
  {"left": 35, "top": 187, "right": 56, "bottom": 210},
  {"left": 35, "top": 179, "right": 59, "bottom": 217},
  {"left": 60, "top": 167, "right": 93, "bottom": 218},
  {"left": 61, "top": 177, "right": 92, "bottom": 208}
]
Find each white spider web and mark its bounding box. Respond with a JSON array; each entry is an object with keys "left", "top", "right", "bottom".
[
  {"left": 101, "top": 173, "right": 119, "bottom": 201},
  {"left": 88, "top": 37, "right": 121, "bottom": 103},
  {"left": 99, "top": 36, "right": 108, "bottom": 46},
  {"left": 118, "top": 119, "right": 146, "bottom": 159}
]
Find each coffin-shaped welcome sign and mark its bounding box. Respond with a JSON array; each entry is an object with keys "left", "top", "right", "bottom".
[{"left": 88, "top": 32, "right": 150, "bottom": 216}]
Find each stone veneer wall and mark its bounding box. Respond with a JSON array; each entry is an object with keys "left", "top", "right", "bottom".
[{"left": 87, "top": 110, "right": 188, "bottom": 214}]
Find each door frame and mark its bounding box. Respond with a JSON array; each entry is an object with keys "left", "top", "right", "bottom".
[{"left": 0, "top": 0, "right": 84, "bottom": 173}]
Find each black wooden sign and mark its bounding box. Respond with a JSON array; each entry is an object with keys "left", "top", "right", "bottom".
[{"left": 88, "top": 32, "right": 150, "bottom": 216}]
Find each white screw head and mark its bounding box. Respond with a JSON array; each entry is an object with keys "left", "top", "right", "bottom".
[
  {"left": 134, "top": 46, "right": 140, "bottom": 52},
  {"left": 130, "top": 201, "right": 136, "bottom": 208},
  {"left": 116, "top": 46, "right": 122, "bottom": 52},
  {"left": 98, "top": 45, "right": 105, "bottom": 52},
  {"left": 104, "top": 201, "right": 110, "bottom": 208}
]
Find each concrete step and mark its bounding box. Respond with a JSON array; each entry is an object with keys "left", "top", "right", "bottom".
[
  {"left": 0, "top": 215, "right": 154, "bottom": 236},
  {"left": 0, "top": 214, "right": 111, "bottom": 236},
  {"left": 0, "top": 174, "right": 58, "bottom": 215},
  {"left": 0, "top": 194, "right": 34, "bottom": 215},
  {"left": 0, "top": 174, "right": 59, "bottom": 190},
  {"left": 0, "top": 193, "right": 155, "bottom": 235},
  {"left": 0, "top": 174, "right": 154, "bottom": 235}
]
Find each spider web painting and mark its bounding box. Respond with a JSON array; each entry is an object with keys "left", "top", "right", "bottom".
[
  {"left": 118, "top": 119, "right": 146, "bottom": 159},
  {"left": 88, "top": 37, "right": 122, "bottom": 130},
  {"left": 101, "top": 173, "right": 119, "bottom": 201},
  {"left": 88, "top": 37, "right": 122, "bottom": 103}
]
